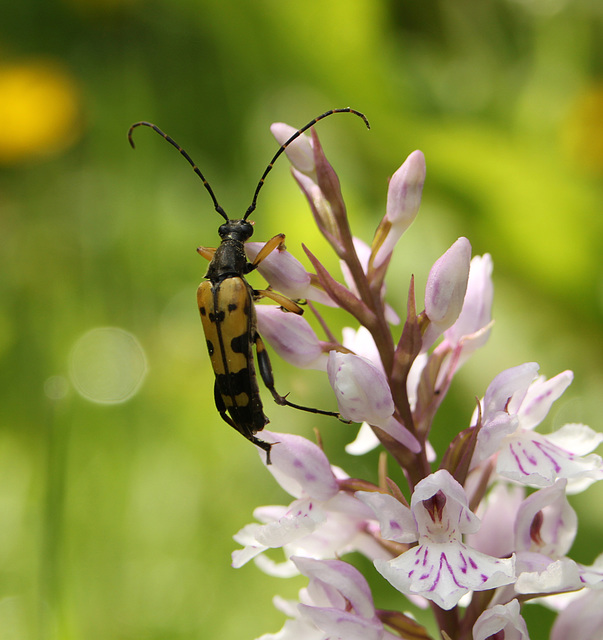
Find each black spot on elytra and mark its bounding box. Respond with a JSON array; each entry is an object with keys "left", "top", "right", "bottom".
[
  {"left": 216, "top": 369, "right": 251, "bottom": 404},
  {"left": 230, "top": 333, "right": 248, "bottom": 354},
  {"left": 209, "top": 310, "right": 225, "bottom": 323},
  {"left": 206, "top": 339, "right": 214, "bottom": 356},
  {"left": 199, "top": 306, "right": 207, "bottom": 316},
  {"left": 228, "top": 302, "right": 237, "bottom": 312}
]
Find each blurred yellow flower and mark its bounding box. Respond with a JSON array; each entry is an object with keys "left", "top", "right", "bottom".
[
  {"left": 0, "top": 59, "right": 82, "bottom": 165},
  {"left": 562, "top": 84, "right": 603, "bottom": 175}
]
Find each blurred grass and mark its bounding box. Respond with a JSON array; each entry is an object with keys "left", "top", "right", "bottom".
[{"left": 1, "top": 0, "right": 602, "bottom": 638}]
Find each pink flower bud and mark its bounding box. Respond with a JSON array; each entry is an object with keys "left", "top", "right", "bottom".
[
  {"left": 255, "top": 306, "right": 327, "bottom": 370},
  {"left": 262, "top": 430, "right": 339, "bottom": 500},
  {"left": 422, "top": 237, "right": 472, "bottom": 351},
  {"left": 386, "top": 150, "right": 425, "bottom": 225},
  {"left": 270, "top": 123, "right": 315, "bottom": 174},
  {"left": 245, "top": 242, "right": 311, "bottom": 299},
  {"left": 327, "top": 351, "right": 394, "bottom": 424},
  {"left": 373, "top": 150, "right": 426, "bottom": 268}
]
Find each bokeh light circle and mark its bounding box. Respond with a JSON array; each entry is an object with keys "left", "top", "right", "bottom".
[{"left": 69, "top": 327, "right": 147, "bottom": 404}]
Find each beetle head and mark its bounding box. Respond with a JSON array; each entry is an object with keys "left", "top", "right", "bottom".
[{"left": 218, "top": 219, "right": 254, "bottom": 242}]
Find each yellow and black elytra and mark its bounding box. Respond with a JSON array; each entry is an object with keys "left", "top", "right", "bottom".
[{"left": 128, "top": 109, "right": 369, "bottom": 463}]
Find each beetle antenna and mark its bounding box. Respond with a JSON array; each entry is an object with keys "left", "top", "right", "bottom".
[
  {"left": 243, "top": 108, "right": 370, "bottom": 221},
  {"left": 128, "top": 121, "right": 229, "bottom": 222}
]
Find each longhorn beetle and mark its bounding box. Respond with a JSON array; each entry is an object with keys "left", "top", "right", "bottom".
[{"left": 128, "top": 108, "right": 370, "bottom": 463}]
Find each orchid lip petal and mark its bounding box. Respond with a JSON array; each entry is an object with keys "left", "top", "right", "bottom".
[{"left": 375, "top": 543, "right": 515, "bottom": 610}]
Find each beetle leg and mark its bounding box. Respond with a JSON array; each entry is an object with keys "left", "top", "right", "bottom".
[
  {"left": 254, "top": 334, "right": 349, "bottom": 422},
  {"left": 254, "top": 289, "right": 304, "bottom": 314},
  {"left": 248, "top": 233, "right": 286, "bottom": 270},
  {"left": 213, "top": 381, "right": 274, "bottom": 464},
  {"left": 197, "top": 246, "right": 217, "bottom": 261}
]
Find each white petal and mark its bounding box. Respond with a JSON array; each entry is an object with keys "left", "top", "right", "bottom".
[
  {"left": 256, "top": 617, "right": 323, "bottom": 640},
  {"left": 254, "top": 500, "right": 325, "bottom": 547},
  {"left": 293, "top": 557, "right": 376, "bottom": 618},
  {"left": 497, "top": 431, "right": 603, "bottom": 489},
  {"left": 254, "top": 555, "right": 300, "bottom": 578},
  {"left": 444, "top": 253, "right": 493, "bottom": 349},
  {"left": 472, "top": 599, "right": 530, "bottom": 640},
  {"left": 345, "top": 422, "right": 381, "bottom": 455},
  {"left": 482, "top": 363, "right": 539, "bottom": 422},
  {"left": 547, "top": 423, "right": 603, "bottom": 456},
  {"left": 516, "top": 557, "right": 584, "bottom": 594},
  {"left": 341, "top": 326, "right": 383, "bottom": 372},
  {"left": 298, "top": 605, "right": 382, "bottom": 640},
  {"left": 518, "top": 370, "right": 573, "bottom": 430},
  {"left": 231, "top": 524, "right": 268, "bottom": 568},
  {"left": 356, "top": 490, "right": 418, "bottom": 543},
  {"left": 411, "top": 469, "right": 480, "bottom": 536},
  {"left": 513, "top": 480, "right": 577, "bottom": 557}
]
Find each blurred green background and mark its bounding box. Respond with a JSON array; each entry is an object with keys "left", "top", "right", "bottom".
[{"left": 1, "top": 0, "right": 602, "bottom": 638}]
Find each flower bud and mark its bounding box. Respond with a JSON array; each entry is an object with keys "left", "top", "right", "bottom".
[
  {"left": 422, "top": 237, "right": 471, "bottom": 351},
  {"left": 270, "top": 123, "right": 315, "bottom": 175},
  {"left": 372, "top": 150, "right": 426, "bottom": 268},
  {"left": 262, "top": 430, "right": 339, "bottom": 501},
  {"left": 327, "top": 351, "right": 394, "bottom": 424},
  {"left": 255, "top": 306, "right": 327, "bottom": 370},
  {"left": 245, "top": 242, "right": 311, "bottom": 299}
]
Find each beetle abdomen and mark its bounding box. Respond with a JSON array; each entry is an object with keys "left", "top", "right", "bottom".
[{"left": 198, "top": 277, "right": 268, "bottom": 437}]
